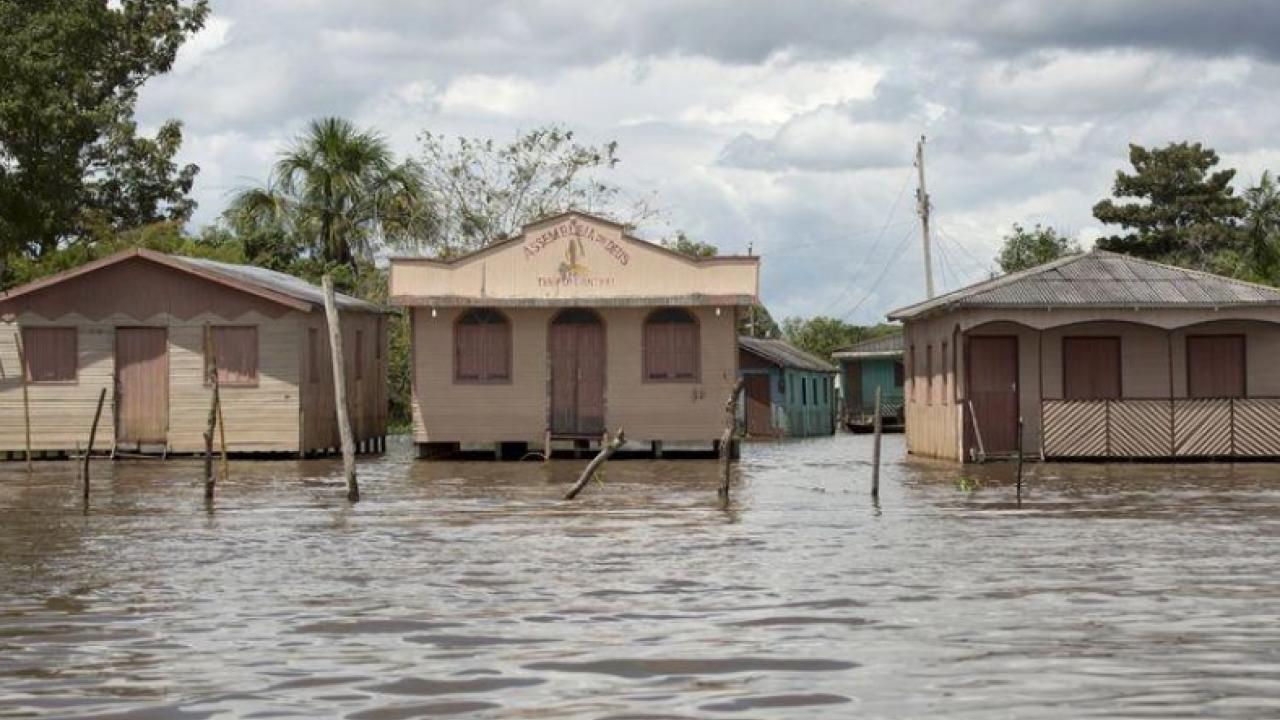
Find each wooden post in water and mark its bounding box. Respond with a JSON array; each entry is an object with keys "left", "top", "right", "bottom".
[
  {"left": 871, "top": 386, "right": 882, "bottom": 500},
  {"left": 14, "top": 333, "right": 31, "bottom": 473},
  {"left": 83, "top": 387, "right": 106, "bottom": 501},
  {"left": 718, "top": 377, "right": 745, "bottom": 500},
  {"left": 323, "top": 276, "right": 359, "bottom": 502},
  {"left": 565, "top": 429, "right": 625, "bottom": 500},
  {"left": 1015, "top": 415, "right": 1024, "bottom": 504},
  {"left": 202, "top": 326, "right": 220, "bottom": 501}
]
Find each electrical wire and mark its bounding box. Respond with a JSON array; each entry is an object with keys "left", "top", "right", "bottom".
[
  {"left": 818, "top": 166, "right": 917, "bottom": 316},
  {"left": 836, "top": 219, "right": 919, "bottom": 321}
]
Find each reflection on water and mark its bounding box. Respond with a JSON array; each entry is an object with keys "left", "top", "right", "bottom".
[{"left": 1, "top": 435, "right": 1278, "bottom": 719}]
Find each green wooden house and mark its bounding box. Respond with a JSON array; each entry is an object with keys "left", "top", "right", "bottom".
[
  {"left": 738, "top": 337, "right": 838, "bottom": 437},
  {"left": 833, "top": 332, "right": 905, "bottom": 432}
]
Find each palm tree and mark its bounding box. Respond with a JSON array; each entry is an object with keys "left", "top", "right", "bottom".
[
  {"left": 228, "top": 117, "right": 430, "bottom": 267},
  {"left": 1243, "top": 171, "right": 1280, "bottom": 283}
]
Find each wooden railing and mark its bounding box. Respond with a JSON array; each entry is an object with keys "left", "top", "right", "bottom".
[{"left": 1042, "top": 398, "right": 1280, "bottom": 459}]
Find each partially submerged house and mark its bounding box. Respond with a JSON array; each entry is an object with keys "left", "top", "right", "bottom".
[
  {"left": 389, "top": 211, "right": 760, "bottom": 458},
  {"left": 738, "top": 336, "right": 838, "bottom": 437},
  {"left": 832, "top": 331, "right": 904, "bottom": 432},
  {"left": 888, "top": 249, "right": 1280, "bottom": 462},
  {"left": 0, "top": 249, "right": 388, "bottom": 457}
]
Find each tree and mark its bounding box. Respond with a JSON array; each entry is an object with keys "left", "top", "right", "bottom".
[
  {"left": 1241, "top": 171, "right": 1280, "bottom": 284},
  {"left": 1093, "top": 142, "right": 1247, "bottom": 269},
  {"left": 996, "top": 223, "right": 1079, "bottom": 273},
  {"left": 0, "top": 0, "right": 208, "bottom": 283},
  {"left": 740, "top": 304, "right": 781, "bottom": 339},
  {"left": 782, "top": 316, "right": 896, "bottom": 362},
  {"left": 417, "top": 125, "right": 654, "bottom": 257},
  {"left": 228, "top": 117, "right": 429, "bottom": 268}
]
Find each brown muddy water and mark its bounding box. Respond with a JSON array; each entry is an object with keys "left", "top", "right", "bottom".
[{"left": 1, "top": 435, "right": 1278, "bottom": 719}]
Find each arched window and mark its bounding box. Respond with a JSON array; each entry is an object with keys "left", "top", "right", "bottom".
[
  {"left": 643, "top": 308, "right": 699, "bottom": 381},
  {"left": 455, "top": 308, "right": 511, "bottom": 382}
]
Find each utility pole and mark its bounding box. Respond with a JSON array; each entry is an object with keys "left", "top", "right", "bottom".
[{"left": 915, "top": 135, "right": 935, "bottom": 299}]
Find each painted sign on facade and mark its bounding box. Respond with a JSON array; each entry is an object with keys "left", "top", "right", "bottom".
[{"left": 524, "top": 217, "right": 629, "bottom": 288}]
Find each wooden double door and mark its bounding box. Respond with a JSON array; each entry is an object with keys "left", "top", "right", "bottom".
[
  {"left": 115, "top": 327, "right": 169, "bottom": 447},
  {"left": 549, "top": 310, "right": 605, "bottom": 435}
]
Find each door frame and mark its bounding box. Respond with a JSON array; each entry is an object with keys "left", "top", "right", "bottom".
[
  {"left": 114, "top": 325, "right": 171, "bottom": 447},
  {"left": 546, "top": 308, "right": 608, "bottom": 436},
  {"left": 742, "top": 371, "right": 774, "bottom": 437},
  {"left": 964, "top": 334, "right": 1019, "bottom": 459}
]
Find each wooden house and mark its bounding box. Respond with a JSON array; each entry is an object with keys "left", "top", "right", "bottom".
[
  {"left": 738, "top": 337, "right": 838, "bottom": 437},
  {"left": 888, "top": 249, "right": 1280, "bottom": 462},
  {"left": 833, "top": 331, "right": 904, "bottom": 432},
  {"left": 388, "top": 211, "right": 760, "bottom": 458},
  {"left": 0, "top": 249, "right": 388, "bottom": 457}
]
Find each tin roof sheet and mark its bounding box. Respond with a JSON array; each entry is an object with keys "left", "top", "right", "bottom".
[{"left": 739, "top": 336, "right": 838, "bottom": 373}]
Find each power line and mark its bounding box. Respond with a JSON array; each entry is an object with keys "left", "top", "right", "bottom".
[
  {"left": 819, "top": 166, "right": 917, "bottom": 315},
  {"left": 837, "top": 219, "right": 918, "bottom": 322}
]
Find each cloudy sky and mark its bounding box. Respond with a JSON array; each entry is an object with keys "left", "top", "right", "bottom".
[{"left": 135, "top": 0, "right": 1280, "bottom": 323}]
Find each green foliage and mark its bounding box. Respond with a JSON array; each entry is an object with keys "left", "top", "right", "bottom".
[
  {"left": 955, "top": 475, "right": 982, "bottom": 493},
  {"left": 0, "top": 0, "right": 208, "bottom": 278},
  {"left": 228, "top": 117, "right": 430, "bottom": 268},
  {"left": 740, "top": 304, "right": 781, "bottom": 339},
  {"left": 662, "top": 231, "right": 718, "bottom": 258},
  {"left": 1093, "top": 142, "right": 1247, "bottom": 270},
  {"left": 1240, "top": 171, "right": 1280, "bottom": 284},
  {"left": 417, "top": 125, "right": 652, "bottom": 257},
  {"left": 996, "top": 223, "right": 1079, "bottom": 273},
  {"left": 782, "top": 316, "right": 898, "bottom": 362}
]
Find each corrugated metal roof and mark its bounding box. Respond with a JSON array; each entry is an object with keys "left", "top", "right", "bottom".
[
  {"left": 833, "top": 331, "right": 903, "bottom": 358},
  {"left": 170, "top": 256, "right": 383, "bottom": 313},
  {"left": 739, "top": 336, "right": 838, "bottom": 373},
  {"left": 888, "top": 250, "right": 1280, "bottom": 320}
]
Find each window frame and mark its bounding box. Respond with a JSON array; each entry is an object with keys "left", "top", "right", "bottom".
[
  {"left": 20, "top": 326, "right": 78, "bottom": 385},
  {"left": 205, "top": 325, "right": 260, "bottom": 388},
  {"left": 454, "top": 308, "right": 513, "bottom": 384},
  {"left": 642, "top": 307, "right": 701, "bottom": 383}
]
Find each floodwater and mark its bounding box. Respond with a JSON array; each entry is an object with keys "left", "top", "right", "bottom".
[{"left": 1, "top": 436, "right": 1278, "bottom": 719}]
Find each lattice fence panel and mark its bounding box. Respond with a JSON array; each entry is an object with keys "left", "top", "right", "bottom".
[
  {"left": 1043, "top": 400, "right": 1107, "bottom": 458},
  {"left": 1233, "top": 399, "right": 1280, "bottom": 457},
  {"left": 1173, "top": 399, "right": 1232, "bottom": 457},
  {"left": 1109, "top": 400, "right": 1174, "bottom": 458}
]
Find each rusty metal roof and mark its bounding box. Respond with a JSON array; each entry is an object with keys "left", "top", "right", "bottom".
[
  {"left": 739, "top": 336, "right": 838, "bottom": 373},
  {"left": 833, "top": 331, "right": 903, "bottom": 358},
  {"left": 169, "top": 255, "right": 383, "bottom": 313},
  {"left": 888, "top": 250, "right": 1280, "bottom": 320}
]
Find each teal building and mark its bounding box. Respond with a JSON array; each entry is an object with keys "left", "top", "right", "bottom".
[
  {"left": 738, "top": 337, "right": 838, "bottom": 437},
  {"left": 833, "top": 332, "right": 905, "bottom": 432}
]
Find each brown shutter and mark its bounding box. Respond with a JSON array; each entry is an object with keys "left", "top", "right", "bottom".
[
  {"left": 209, "top": 326, "right": 258, "bottom": 385},
  {"left": 645, "top": 322, "right": 671, "bottom": 379},
  {"left": 22, "top": 327, "right": 77, "bottom": 383},
  {"left": 1187, "top": 335, "right": 1245, "bottom": 398},
  {"left": 455, "top": 309, "right": 510, "bottom": 382},
  {"left": 1063, "top": 337, "right": 1121, "bottom": 400},
  {"left": 671, "top": 322, "right": 698, "bottom": 379}
]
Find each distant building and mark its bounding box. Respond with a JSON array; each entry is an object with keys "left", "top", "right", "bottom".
[
  {"left": 889, "top": 249, "right": 1280, "bottom": 462},
  {"left": 737, "top": 336, "right": 838, "bottom": 437},
  {"left": 0, "top": 249, "right": 388, "bottom": 456},
  {"left": 389, "top": 211, "right": 760, "bottom": 458},
  {"left": 833, "top": 332, "right": 904, "bottom": 432}
]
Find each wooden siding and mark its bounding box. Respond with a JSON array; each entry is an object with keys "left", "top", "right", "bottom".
[
  {"left": 411, "top": 305, "right": 737, "bottom": 444},
  {"left": 299, "top": 310, "right": 388, "bottom": 452}
]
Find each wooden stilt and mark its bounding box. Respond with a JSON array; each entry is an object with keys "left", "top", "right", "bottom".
[
  {"left": 565, "top": 429, "right": 625, "bottom": 500},
  {"left": 322, "top": 276, "right": 359, "bottom": 502},
  {"left": 719, "top": 378, "right": 745, "bottom": 500},
  {"left": 83, "top": 388, "right": 106, "bottom": 503},
  {"left": 543, "top": 430, "right": 552, "bottom": 462},
  {"left": 14, "top": 333, "right": 31, "bottom": 473},
  {"left": 652, "top": 440, "right": 663, "bottom": 459},
  {"left": 871, "top": 386, "right": 882, "bottom": 500}
]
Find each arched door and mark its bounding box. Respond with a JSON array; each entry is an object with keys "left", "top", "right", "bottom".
[{"left": 549, "top": 309, "right": 605, "bottom": 435}]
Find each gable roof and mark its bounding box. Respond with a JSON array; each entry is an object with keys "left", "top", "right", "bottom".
[
  {"left": 888, "top": 249, "right": 1280, "bottom": 320},
  {"left": 739, "top": 336, "right": 838, "bottom": 373},
  {"left": 833, "top": 331, "right": 903, "bottom": 359},
  {"left": 0, "top": 248, "right": 383, "bottom": 314}
]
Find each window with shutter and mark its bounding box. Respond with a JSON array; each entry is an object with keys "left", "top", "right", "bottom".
[
  {"left": 1063, "top": 337, "right": 1122, "bottom": 400},
  {"left": 206, "top": 326, "right": 258, "bottom": 386},
  {"left": 643, "top": 308, "right": 700, "bottom": 381},
  {"left": 21, "top": 327, "right": 77, "bottom": 383},
  {"left": 1187, "top": 335, "right": 1245, "bottom": 398},
  {"left": 455, "top": 309, "right": 511, "bottom": 383}
]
